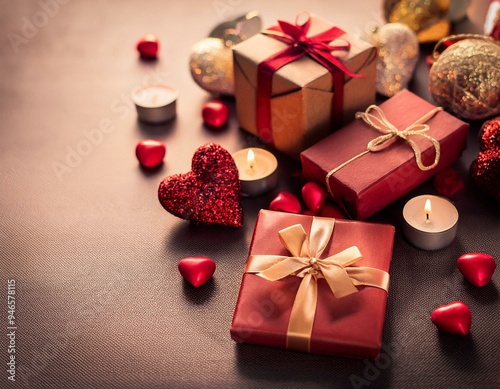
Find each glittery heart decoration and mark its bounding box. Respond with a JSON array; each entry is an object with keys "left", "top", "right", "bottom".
[
  {"left": 135, "top": 139, "right": 166, "bottom": 168},
  {"left": 302, "top": 182, "right": 327, "bottom": 213},
  {"left": 457, "top": 252, "right": 497, "bottom": 287},
  {"left": 269, "top": 192, "right": 301, "bottom": 214},
  {"left": 158, "top": 143, "right": 243, "bottom": 227},
  {"left": 371, "top": 23, "right": 419, "bottom": 97},
  {"left": 178, "top": 256, "right": 216, "bottom": 287},
  {"left": 429, "top": 36, "right": 500, "bottom": 120},
  {"left": 430, "top": 301, "right": 472, "bottom": 335},
  {"left": 471, "top": 117, "right": 500, "bottom": 201}
]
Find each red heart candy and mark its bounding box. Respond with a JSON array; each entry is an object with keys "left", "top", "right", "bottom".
[
  {"left": 202, "top": 101, "right": 229, "bottom": 128},
  {"left": 158, "top": 143, "right": 243, "bottom": 227},
  {"left": 136, "top": 139, "right": 166, "bottom": 168},
  {"left": 136, "top": 34, "right": 159, "bottom": 58},
  {"left": 178, "top": 256, "right": 216, "bottom": 287},
  {"left": 302, "top": 182, "right": 327, "bottom": 213},
  {"left": 457, "top": 252, "right": 496, "bottom": 287},
  {"left": 430, "top": 301, "right": 471, "bottom": 335},
  {"left": 269, "top": 191, "right": 301, "bottom": 214},
  {"left": 319, "top": 201, "right": 347, "bottom": 219}
]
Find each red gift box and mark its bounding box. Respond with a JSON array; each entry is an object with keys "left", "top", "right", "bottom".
[
  {"left": 300, "top": 89, "right": 469, "bottom": 220},
  {"left": 230, "top": 210, "right": 395, "bottom": 359}
]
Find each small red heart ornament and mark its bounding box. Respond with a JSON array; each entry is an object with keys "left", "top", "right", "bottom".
[
  {"left": 302, "top": 182, "right": 327, "bottom": 213},
  {"left": 319, "top": 201, "right": 347, "bottom": 219},
  {"left": 202, "top": 101, "right": 229, "bottom": 128},
  {"left": 269, "top": 192, "right": 301, "bottom": 214},
  {"left": 158, "top": 143, "right": 243, "bottom": 227},
  {"left": 457, "top": 252, "right": 496, "bottom": 287},
  {"left": 178, "top": 256, "right": 216, "bottom": 287},
  {"left": 136, "top": 34, "right": 159, "bottom": 58},
  {"left": 136, "top": 139, "right": 166, "bottom": 168},
  {"left": 430, "top": 301, "right": 472, "bottom": 335}
]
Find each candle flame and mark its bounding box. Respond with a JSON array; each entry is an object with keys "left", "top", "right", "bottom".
[
  {"left": 247, "top": 149, "right": 255, "bottom": 172},
  {"left": 424, "top": 199, "right": 431, "bottom": 222}
]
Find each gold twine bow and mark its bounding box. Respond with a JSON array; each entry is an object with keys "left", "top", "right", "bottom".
[
  {"left": 325, "top": 105, "right": 443, "bottom": 193},
  {"left": 245, "top": 217, "right": 389, "bottom": 352}
]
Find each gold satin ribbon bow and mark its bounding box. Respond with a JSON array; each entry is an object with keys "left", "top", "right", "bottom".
[
  {"left": 325, "top": 105, "right": 442, "bottom": 195},
  {"left": 245, "top": 217, "right": 389, "bottom": 352}
]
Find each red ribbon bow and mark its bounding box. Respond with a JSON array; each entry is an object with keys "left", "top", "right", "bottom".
[{"left": 257, "top": 14, "right": 362, "bottom": 145}]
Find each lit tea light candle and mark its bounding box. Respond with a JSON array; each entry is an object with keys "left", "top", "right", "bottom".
[
  {"left": 232, "top": 148, "right": 278, "bottom": 196},
  {"left": 132, "top": 84, "right": 177, "bottom": 123},
  {"left": 403, "top": 195, "right": 459, "bottom": 250}
]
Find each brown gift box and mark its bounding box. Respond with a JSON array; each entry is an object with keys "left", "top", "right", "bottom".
[
  {"left": 232, "top": 14, "right": 376, "bottom": 160},
  {"left": 300, "top": 89, "right": 469, "bottom": 220},
  {"left": 230, "top": 210, "right": 395, "bottom": 359}
]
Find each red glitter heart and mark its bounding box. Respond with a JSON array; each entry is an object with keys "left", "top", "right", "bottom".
[
  {"left": 178, "top": 256, "right": 216, "bottom": 287},
  {"left": 430, "top": 301, "right": 472, "bottom": 335},
  {"left": 457, "top": 252, "right": 496, "bottom": 287},
  {"left": 471, "top": 117, "right": 500, "bottom": 201},
  {"left": 158, "top": 143, "right": 243, "bottom": 227}
]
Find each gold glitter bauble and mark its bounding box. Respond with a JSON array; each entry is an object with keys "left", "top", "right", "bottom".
[
  {"left": 384, "top": 0, "right": 451, "bottom": 43},
  {"left": 189, "top": 37, "right": 236, "bottom": 96},
  {"left": 429, "top": 36, "right": 500, "bottom": 120},
  {"left": 372, "top": 23, "right": 419, "bottom": 97}
]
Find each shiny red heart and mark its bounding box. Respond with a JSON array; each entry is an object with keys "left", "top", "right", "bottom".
[
  {"left": 430, "top": 301, "right": 471, "bottom": 335},
  {"left": 136, "top": 139, "right": 166, "bottom": 168},
  {"left": 302, "top": 182, "right": 327, "bottom": 213},
  {"left": 319, "top": 201, "right": 347, "bottom": 219},
  {"left": 202, "top": 100, "right": 229, "bottom": 128},
  {"left": 178, "top": 256, "right": 216, "bottom": 287},
  {"left": 136, "top": 34, "right": 159, "bottom": 58},
  {"left": 158, "top": 143, "right": 243, "bottom": 227},
  {"left": 269, "top": 191, "right": 301, "bottom": 214},
  {"left": 457, "top": 252, "right": 496, "bottom": 287}
]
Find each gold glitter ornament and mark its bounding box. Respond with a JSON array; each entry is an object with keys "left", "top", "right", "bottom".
[
  {"left": 189, "top": 12, "right": 262, "bottom": 96},
  {"left": 189, "top": 36, "right": 238, "bottom": 96},
  {"left": 371, "top": 23, "right": 419, "bottom": 97},
  {"left": 384, "top": 0, "right": 451, "bottom": 43},
  {"left": 429, "top": 35, "right": 500, "bottom": 120}
]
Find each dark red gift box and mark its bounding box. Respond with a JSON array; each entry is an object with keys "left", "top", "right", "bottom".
[
  {"left": 300, "top": 89, "right": 469, "bottom": 220},
  {"left": 230, "top": 210, "right": 395, "bottom": 359}
]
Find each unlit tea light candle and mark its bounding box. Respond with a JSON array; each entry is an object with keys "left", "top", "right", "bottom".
[
  {"left": 132, "top": 84, "right": 177, "bottom": 123},
  {"left": 403, "top": 195, "right": 459, "bottom": 250},
  {"left": 232, "top": 148, "right": 278, "bottom": 196}
]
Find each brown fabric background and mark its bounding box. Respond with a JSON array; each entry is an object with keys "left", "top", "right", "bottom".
[{"left": 1, "top": 1, "right": 498, "bottom": 388}]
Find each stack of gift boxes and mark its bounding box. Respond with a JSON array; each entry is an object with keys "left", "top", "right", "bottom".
[{"left": 227, "top": 14, "right": 469, "bottom": 359}]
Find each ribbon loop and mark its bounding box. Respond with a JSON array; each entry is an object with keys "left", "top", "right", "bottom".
[{"left": 355, "top": 104, "right": 442, "bottom": 171}]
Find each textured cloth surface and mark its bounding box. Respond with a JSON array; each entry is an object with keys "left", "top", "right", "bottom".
[{"left": 1, "top": 1, "right": 498, "bottom": 388}]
